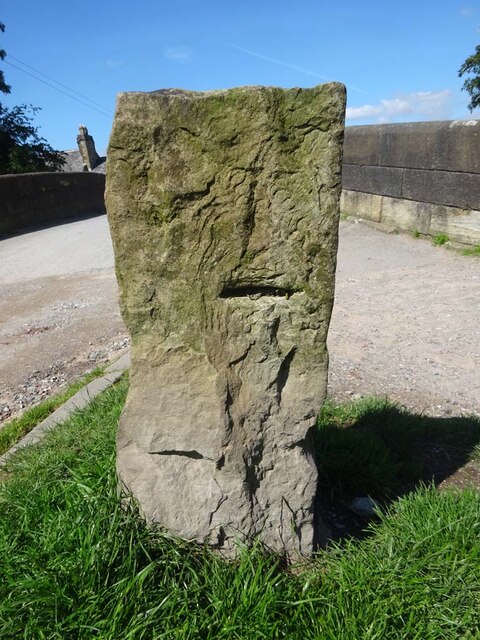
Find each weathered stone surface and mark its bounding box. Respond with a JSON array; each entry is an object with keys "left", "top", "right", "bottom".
[
  {"left": 106, "top": 84, "right": 345, "bottom": 556},
  {"left": 344, "top": 120, "right": 480, "bottom": 174},
  {"left": 402, "top": 168, "right": 480, "bottom": 210},
  {"left": 342, "top": 164, "right": 403, "bottom": 199},
  {"left": 381, "top": 194, "right": 432, "bottom": 233},
  {"left": 340, "top": 189, "right": 382, "bottom": 222},
  {"left": 341, "top": 189, "right": 480, "bottom": 245}
]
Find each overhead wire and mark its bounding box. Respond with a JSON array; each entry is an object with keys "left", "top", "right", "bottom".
[
  {"left": 3, "top": 57, "right": 113, "bottom": 118},
  {"left": 7, "top": 54, "right": 114, "bottom": 115}
]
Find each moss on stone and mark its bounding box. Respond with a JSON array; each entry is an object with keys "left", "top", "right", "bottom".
[{"left": 106, "top": 83, "right": 345, "bottom": 556}]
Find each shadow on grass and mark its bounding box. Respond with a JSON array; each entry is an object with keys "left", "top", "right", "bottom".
[{"left": 313, "top": 399, "right": 480, "bottom": 547}]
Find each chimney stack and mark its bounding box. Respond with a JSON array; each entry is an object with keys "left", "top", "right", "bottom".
[{"left": 77, "top": 124, "right": 100, "bottom": 171}]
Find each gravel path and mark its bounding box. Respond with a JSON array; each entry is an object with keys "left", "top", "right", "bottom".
[
  {"left": 0, "top": 215, "right": 478, "bottom": 423},
  {"left": 328, "top": 220, "right": 480, "bottom": 416},
  {"left": 0, "top": 217, "right": 128, "bottom": 422}
]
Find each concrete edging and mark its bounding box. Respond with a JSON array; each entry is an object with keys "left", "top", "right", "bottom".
[{"left": 0, "top": 352, "right": 130, "bottom": 466}]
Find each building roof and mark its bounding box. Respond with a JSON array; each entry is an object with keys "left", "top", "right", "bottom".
[{"left": 61, "top": 149, "right": 106, "bottom": 174}]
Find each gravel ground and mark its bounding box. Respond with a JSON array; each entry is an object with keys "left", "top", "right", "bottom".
[
  {"left": 327, "top": 220, "right": 479, "bottom": 416},
  {"left": 0, "top": 215, "right": 478, "bottom": 425},
  {"left": 0, "top": 217, "right": 128, "bottom": 424}
]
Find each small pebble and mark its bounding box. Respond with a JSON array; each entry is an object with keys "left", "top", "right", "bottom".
[{"left": 349, "top": 496, "right": 379, "bottom": 517}]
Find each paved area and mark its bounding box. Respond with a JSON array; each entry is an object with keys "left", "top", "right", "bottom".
[
  {"left": 0, "top": 217, "right": 128, "bottom": 422},
  {"left": 0, "top": 215, "right": 114, "bottom": 284},
  {"left": 328, "top": 220, "right": 479, "bottom": 415},
  {"left": 0, "top": 215, "right": 478, "bottom": 422}
]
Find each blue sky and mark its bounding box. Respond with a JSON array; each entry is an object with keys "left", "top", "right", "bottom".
[{"left": 1, "top": 1, "right": 479, "bottom": 153}]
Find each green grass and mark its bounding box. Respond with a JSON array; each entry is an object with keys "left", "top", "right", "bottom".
[
  {"left": 412, "top": 229, "right": 421, "bottom": 238},
  {"left": 1, "top": 382, "right": 480, "bottom": 638},
  {"left": 316, "top": 397, "right": 480, "bottom": 500},
  {"left": 433, "top": 233, "right": 450, "bottom": 246},
  {"left": 0, "top": 365, "right": 105, "bottom": 456},
  {"left": 462, "top": 244, "right": 480, "bottom": 256}
]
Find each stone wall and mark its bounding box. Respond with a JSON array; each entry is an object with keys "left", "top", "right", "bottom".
[
  {"left": 0, "top": 172, "right": 106, "bottom": 237},
  {"left": 341, "top": 120, "right": 480, "bottom": 245},
  {"left": 4, "top": 121, "right": 479, "bottom": 244}
]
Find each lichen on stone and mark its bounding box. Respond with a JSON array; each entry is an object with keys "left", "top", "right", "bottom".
[{"left": 106, "top": 83, "right": 345, "bottom": 557}]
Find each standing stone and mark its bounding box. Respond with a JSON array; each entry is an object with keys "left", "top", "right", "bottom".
[{"left": 106, "top": 84, "right": 345, "bottom": 557}]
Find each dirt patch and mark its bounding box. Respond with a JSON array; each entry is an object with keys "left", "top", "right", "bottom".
[
  {"left": 1, "top": 216, "right": 478, "bottom": 441},
  {"left": 328, "top": 220, "right": 480, "bottom": 417},
  {"left": 0, "top": 217, "right": 129, "bottom": 424},
  {"left": 0, "top": 247, "right": 128, "bottom": 424}
]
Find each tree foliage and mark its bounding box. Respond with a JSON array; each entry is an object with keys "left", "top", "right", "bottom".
[
  {"left": 458, "top": 44, "right": 480, "bottom": 112},
  {"left": 0, "top": 22, "right": 11, "bottom": 95},
  {"left": 0, "top": 21, "right": 64, "bottom": 174},
  {"left": 0, "top": 104, "right": 66, "bottom": 173}
]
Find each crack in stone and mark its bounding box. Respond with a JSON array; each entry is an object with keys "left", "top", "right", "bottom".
[
  {"left": 208, "top": 479, "right": 228, "bottom": 530},
  {"left": 219, "top": 285, "right": 295, "bottom": 299},
  {"left": 276, "top": 347, "right": 296, "bottom": 405},
  {"left": 152, "top": 449, "right": 207, "bottom": 460}
]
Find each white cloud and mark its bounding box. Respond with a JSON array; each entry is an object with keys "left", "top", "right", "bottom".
[
  {"left": 460, "top": 6, "right": 475, "bottom": 17},
  {"left": 105, "top": 59, "right": 123, "bottom": 68},
  {"left": 232, "top": 45, "right": 330, "bottom": 82},
  {"left": 227, "top": 45, "right": 365, "bottom": 94},
  {"left": 164, "top": 46, "right": 191, "bottom": 61},
  {"left": 346, "top": 90, "right": 453, "bottom": 123}
]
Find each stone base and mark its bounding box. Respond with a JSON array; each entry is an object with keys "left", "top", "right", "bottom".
[{"left": 341, "top": 190, "right": 480, "bottom": 246}]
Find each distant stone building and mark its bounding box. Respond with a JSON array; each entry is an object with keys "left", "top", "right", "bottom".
[{"left": 61, "top": 125, "right": 106, "bottom": 173}]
